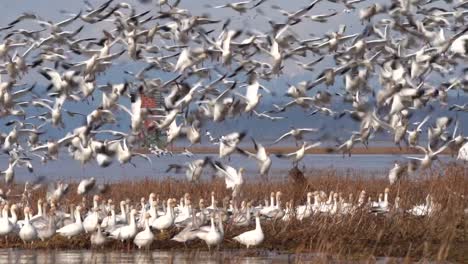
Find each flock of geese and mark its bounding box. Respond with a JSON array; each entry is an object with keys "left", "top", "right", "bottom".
[
  {"left": 0, "top": 188, "right": 441, "bottom": 249},
  {"left": 0, "top": 0, "right": 467, "bottom": 250}
]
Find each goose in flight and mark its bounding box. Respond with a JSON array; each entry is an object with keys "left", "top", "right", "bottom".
[
  {"left": 388, "top": 161, "right": 407, "bottom": 186},
  {"left": 272, "top": 0, "right": 322, "bottom": 23},
  {"left": 165, "top": 157, "right": 213, "bottom": 182},
  {"left": 406, "top": 143, "right": 450, "bottom": 170},
  {"left": 272, "top": 127, "right": 320, "bottom": 146},
  {"left": 30, "top": 134, "right": 76, "bottom": 160},
  {"left": 337, "top": 133, "right": 362, "bottom": 157},
  {"left": 213, "top": 161, "right": 244, "bottom": 198},
  {"left": 237, "top": 138, "right": 272, "bottom": 179},
  {"left": 276, "top": 141, "right": 321, "bottom": 165},
  {"left": 212, "top": 1, "right": 252, "bottom": 14},
  {"left": 219, "top": 131, "right": 247, "bottom": 159},
  {"left": 407, "top": 115, "right": 430, "bottom": 146}
]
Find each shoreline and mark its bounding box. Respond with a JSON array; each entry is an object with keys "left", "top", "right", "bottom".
[{"left": 140, "top": 145, "right": 457, "bottom": 155}]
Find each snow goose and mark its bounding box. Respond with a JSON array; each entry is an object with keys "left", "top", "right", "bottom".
[
  {"left": 408, "top": 195, "right": 438, "bottom": 216},
  {"left": 275, "top": 141, "right": 321, "bottom": 165},
  {"left": 37, "top": 209, "right": 56, "bottom": 241},
  {"left": 134, "top": 213, "right": 154, "bottom": 249},
  {"left": 166, "top": 157, "right": 212, "bottom": 182},
  {"left": 110, "top": 209, "right": 138, "bottom": 242},
  {"left": 206, "top": 192, "right": 217, "bottom": 211},
  {"left": 8, "top": 204, "right": 18, "bottom": 226},
  {"left": 407, "top": 115, "right": 430, "bottom": 146},
  {"left": 115, "top": 200, "right": 128, "bottom": 224},
  {"left": 83, "top": 195, "right": 100, "bottom": 233},
  {"left": 56, "top": 206, "right": 84, "bottom": 239},
  {"left": 56, "top": 205, "right": 75, "bottom": 228},
  {"left": 296, "top": 192, "right": 313, "bottom": 220},
  {"left": 406, "top": 143, "right": 450, "bottom": 170},
  {"left": 282, "top": 201, "right": 293, "bottom": 221},
  {"left": 83, "top": 207, "right": 100, "bottom": 233},
  {"left": 259, "top": 192, "right": 276, "bottom": 215},
  {"left": 112, "top": 138, "right": 152, "bottom": 166},
  {"left": 195, "top": 213, "right": 223, "bottom": 250},
  {"left": 371, "top": 188, "right": 390, "bottom": 213},
  {"left": 0, "top": 205, "right": 15, "bottom": 238},
  {"left": 151, "top": 199, "right": 175, "bottom": 232},
  {"left": 101, "top": 205, "right": 117, "bottom": 230},
  {"left": 233, "top": 212, "right": 264, "bottom": 248},
  {"left": 237, "top": 138, "right": 272, "bottom": 179},
  {"left": 272, "top": 127, "right": 320, "bottom": 146},
  {"left": 339, "top": 193, "right": 355, "bottom": 215},
  {"left": 232, "top": 201, "right": 251, "bottom": 227},
  {"left": 19, "top": 207, "right": 37, "bottom": 244},
  {"left": 213, "top": 161, "right": 245, "bottom": 198},
  {"left": 29, "top": 198, "right": 44, "bottom": 222},
  {"left": 77, "top": 177, "right": 96, "bottom": 195},
  {"left": 172, "top": 217, "right": 200, "bottom": 244},
  {"left": 261, "top": 191, "right": 284, "bottom": 219},
  {"left": 219, "top": 131, "right": 246, "bottom": 159},
  {"left": 91, "top": 225, "right": 108, "bottom": 248},
  {"left": 388, "top": 162, "right": 407, "bottom": 185}
]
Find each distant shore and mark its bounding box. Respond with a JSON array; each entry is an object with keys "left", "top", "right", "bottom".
[{"left": 140, "top": 145, "right": 457, "bottom": 156}]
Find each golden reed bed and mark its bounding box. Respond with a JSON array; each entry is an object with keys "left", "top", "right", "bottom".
[{"left": 3, "top": 165, "right": 468, "bottom": 262}]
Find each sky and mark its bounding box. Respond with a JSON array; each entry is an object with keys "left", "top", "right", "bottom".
[
  {"left": 0, "top": 0, "right": 466, "bottom": 141},
  {"left": 0, "top": 0, "right": 467, "bottom": 183}
]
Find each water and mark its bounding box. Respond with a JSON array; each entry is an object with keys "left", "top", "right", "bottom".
[
  {"left": 0, "top": 249, "right": 398, "bottom": 264},
  {"left": 0, "top": 152, "right": 454, "bottom": 182}
]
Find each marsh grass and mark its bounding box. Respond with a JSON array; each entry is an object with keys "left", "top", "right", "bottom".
[{"left": 2, "top": 164, "right": 467, "bottom": 262}]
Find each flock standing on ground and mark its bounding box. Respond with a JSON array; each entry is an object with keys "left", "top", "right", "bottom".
[
  {"left": 0, "top": 0, "right": 467, "bottom": 249},
  {"left": 0, "top": 188, "right": 443, "bottom": 248}
]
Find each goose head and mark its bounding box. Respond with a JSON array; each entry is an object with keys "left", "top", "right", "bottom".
[
  {"left": 23, "top": 207, "right": 31, "bottom": 219},
  {"left": 275, "top": 191, "right": 282, "bottom": 206},
  {"left": 199, "top": 198, "right": 205, "bottom": 209}
]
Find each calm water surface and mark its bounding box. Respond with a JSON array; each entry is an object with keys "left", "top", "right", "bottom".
[
  {"left": 0, "top": 152, "right": 453, "bottom": 182},
  {"left": 0, "top": 249, "right": 400, "bottom": 264}
]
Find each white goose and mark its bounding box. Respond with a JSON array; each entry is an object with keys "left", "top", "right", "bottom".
[
  {"left": 134, "top": 213, "right": 154, "bottom": 249},
  {"left": 275, "top": 142, "right": 321, "bottom": 165},
  {"left": 213, "top": 161, "right": 244, "bottom": 198},
  {"left": 56, "top": 206, "right": 84, "bottom": 239},
  {"left": 101, "top": 205, "right": 117, "bottom": 230},
  {"left": 295, "top": 192, "right": 314, "bottom": 220},
  {"left": 151, "top": 199, "right": 175, "bottom": 231},
  {"left": 83, "top": 195, "right": 100, "bottom": 233},
  {"left": 110, "top": 209, "right": 138, "bottom": 242},
  {"left": 219, "top": 131, "right": 246, "bottom": 159},
  {"left": 260, "top": 191, "right": 284, "bottom": 219},
  {"left": 232, "top": 202, "right": 251, "bottom": 227},
  {"left": 19, "top": 207, "right": 38, "bottom": 244},
  {"left": 37, "top": 211, "right": 56, "bottom": 241},
  {"left": 195, "top": 213, "right": 223, "bottom": 250},
  {"left": 91, "top": 225, "right": 108, "bottom": 247},
  {"left": 408, "top": 195, "right": 437, "bottom": 216},
  {"left": 259, "top": 192, "right": 276, "bottom": 216},
  {"left": 0, "top": 205, "right": 15, "bottom": 238},
  {"left": 233, "top": 212, "right": 264, "bottom": 248},
  {"left": 237, "top": 138, "right": 272, "bottom": 178},
  {"left": 406, "top": 143, "right": 449, "bottom": 170},
  {"left": 371, "top": 188, "right": 390, "bottom": 213}
]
